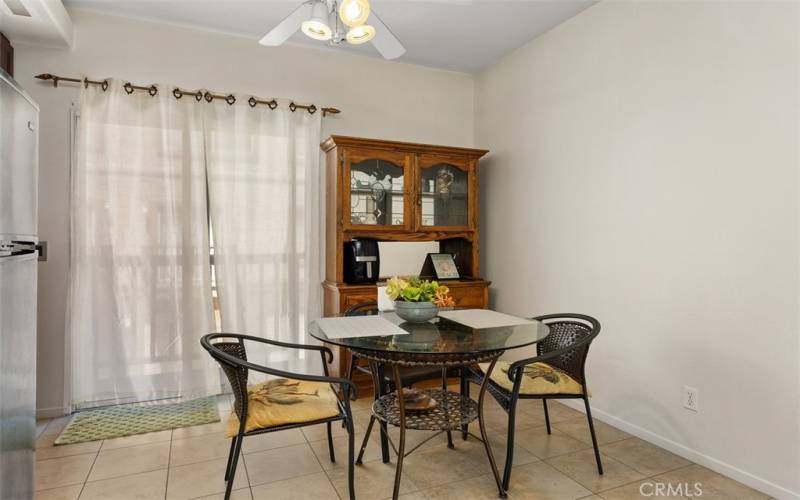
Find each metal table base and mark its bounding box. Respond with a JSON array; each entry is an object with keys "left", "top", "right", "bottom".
[{"left": 353, "top": 353, "right": 507, "bottom": 500}]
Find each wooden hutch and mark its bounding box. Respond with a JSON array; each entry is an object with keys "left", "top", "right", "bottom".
[{"left": 321, "top": 136, "right": 490, "bottom": 388}]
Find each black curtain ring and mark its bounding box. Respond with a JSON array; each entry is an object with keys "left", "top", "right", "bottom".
[
  {"left": 225, "top": 94, "right": 236, "bottom": 105},
  {"left": 194, "top": 91, "right": 203, "bottom": 102},
  {"left": 173, "top": 88, "right": 182, "bottom": 99},
  {"left": 124, "top": 82, "right": 134, "bottom": 94},
  {"left": 248, "top": 97, "right": 257, "bottom": 108},
  {"left": 268, "top": 99, "right": 278, "bottom": 110},
  {"left": 83, "top": 78, "right": 89, "bottom": 89},
  {"left": 289, "top": 102, "right": 297, "bottom": 112},
  {"left": 149, "top": 85, "right": 158, "bottom": 97},
  {"left": 204, "top": 91, "right": 213, "bottom": 103},
  {"left": 101, "top": 80, "right": 109, "bottom": 92},
  {"left": 308, "top": 104, "right": 317, "bottom": 115}
]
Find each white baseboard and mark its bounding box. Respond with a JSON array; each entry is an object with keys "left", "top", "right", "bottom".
[
  {"left": 558, "top": 400, "right": 799, "bottom": 500},
  {"left": 36, "top": 406, "right": 70, "bottom": 419}
]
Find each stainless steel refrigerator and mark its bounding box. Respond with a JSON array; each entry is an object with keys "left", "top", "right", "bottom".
[{"left": 0, "top": 68, "right": 39, "bottom": 500}]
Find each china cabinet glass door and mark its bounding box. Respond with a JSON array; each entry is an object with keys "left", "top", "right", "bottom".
[
  {"left": 344, "top": 149, "right": 411, "bottom": 230},
  {"left": 417, "top": 156, "right": 473, "bottom": 230}
]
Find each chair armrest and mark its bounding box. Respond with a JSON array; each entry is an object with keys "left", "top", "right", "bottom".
[
  {"left": 506, "top": 333, "right": 595, "bottom": 384},
  {"left": 209, "top": 345, "right": 357, "bottom": 399},
  {"left": 220, "top": 333, "right": 334, "bottom": 364}
]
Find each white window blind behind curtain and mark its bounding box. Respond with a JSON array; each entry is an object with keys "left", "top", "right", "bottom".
[{"left": 68, "top": 79, "right": 323, "bottom": 408}]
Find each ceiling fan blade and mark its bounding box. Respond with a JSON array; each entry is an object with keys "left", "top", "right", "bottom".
[
  {"left": 369, "top": 10, "right": 406, "bottom": 60},
  {"left": 258, "top": 2, "right": 311, "bottom": 46}
]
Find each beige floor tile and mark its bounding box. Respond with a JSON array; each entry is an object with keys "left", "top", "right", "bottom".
[
  {"left": 405, "top": 473, "right": 505, "bottom": 499},
  {"left": 514, "top": 426, "right": 591, "bottom": 459},
  {"left": 193, "top": 487, "right": 253, "bottom": 500},
  {"left": 100, "top": 430, "right": 172, "bottom": 451},
  {"left": 553, "top": 418, "right": 631, "bottom": 446},
  {"left": 601, "top": 438, "right": 691, "bottom": 477},
  {"left": 397, "top": 493, "right": 428, "bottom": 500},
  {"left": 88, "top": 441, "right": 170, "bottom": 481},
  {"left": 516, "top": 401, "right": 547, "bottom": 422},
  {"left": 35, "top": 453, "right": 95, "bottom": 491},
  {"left": 42, "top": 416, "right": 73, "bottom": 437},
  {"left": 653, "top": 464, "right": 769, "bottom": 500},
  {"left": 37, "top": 419, "right": 52, "bottom": 439},
  {"left": 546, "top": 449, "right": 645, "bottom": 493},
  {"left": 506, "top": 461, "right": 592, "bottom": 500},
  {"left": 251, "top": 471, "right": 338, "bottom": 500},
  {"left": 327, "top": 459, "right": 420, "bottom": 500},
  {"left": 34, "top": 484, "right": 82, "bottom": 500},
  {"left": 352, "top": 397, "right": 376, "bottom": 411},
  {"left": 171, "top": 420, "right": 228, "bottom": 440},
  {"left": 241, "top": 428, "right": 306, "bottom": 455},
  {"left": 384, "top": 428, "right": 448, "bottom": 454},
  {"left": 475, "top": 406, "right": 515, "bottom": 431},
  {"left": 518, "top": 400, "right": 585, "bottom": 423},
  {"left": 454, "top": 432, "right": 539, "bottom": 474},
  {"left": 170, "top": 433, "right": 234, "bottom": 467},
  {"left": 301, "top": 421, "right": 358, "bottom": 442},
  {"left": 352, "top": 408, "right": 375, "bottom": 425},
  {"left": 244, "top": 443, "right": 323, "bottom": 487},
  {"left": 79, "top": 468, "right": 167, "bottom": 500},
  {"left": 309, "top": 429, "right": 384, "bottom": 470},
  {"left": 36, "top": 434, "right": 102, "bottom": 461},
  {"left": 166, "top": 457, "right": 249, "bottom": 499},
  {"left": 403, "top": 445, "right": 485, "bottom": 490},
  {"left": 507, "top": 409, "right": 549, "bottom": 432}
]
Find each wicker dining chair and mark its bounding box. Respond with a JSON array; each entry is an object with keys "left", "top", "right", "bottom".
[
  {"left": 201, "top": 333, "right": 357, "bottom": 500},
  {"left": 344, "top": 300, "right": 380, "bottom": 397},
  {"left": 466, "top": 313, "right": 603, "bottom": 492}
]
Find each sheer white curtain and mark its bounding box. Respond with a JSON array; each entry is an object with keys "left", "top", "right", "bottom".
[
  {"left": 68, "top": 81, "right": 219, "bottom": 408},
  {"left": 204, "top": 98, "right": 324, "bottom": 375}
]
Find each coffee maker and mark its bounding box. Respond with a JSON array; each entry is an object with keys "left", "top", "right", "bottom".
[{"left": 343, "top": 238, "right": 380, "bottom": 284}]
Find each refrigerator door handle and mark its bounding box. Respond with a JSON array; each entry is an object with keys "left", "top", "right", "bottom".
[{"left": 0, "top": 240, "right": 38, "bottom": 258}]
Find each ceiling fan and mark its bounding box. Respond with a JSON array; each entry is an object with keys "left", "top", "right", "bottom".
[{"left": 258, "top": 0, "right": 406, "bottom": 60}]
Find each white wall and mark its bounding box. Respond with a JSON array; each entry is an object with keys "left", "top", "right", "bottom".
[
  {"left": 476, "top": 1, "right": 799, "bottom": 498},
  {"left": 15, "top": 8, "right": 475, "bottom": 417}
]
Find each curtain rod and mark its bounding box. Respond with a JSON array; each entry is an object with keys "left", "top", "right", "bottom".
[{"left": 34, "top": 73, "right": 342, "bottom": 117}]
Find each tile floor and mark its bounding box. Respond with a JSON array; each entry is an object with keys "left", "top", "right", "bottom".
[{"left": 33, "top": 393, "right": 771, "bottom": 500}]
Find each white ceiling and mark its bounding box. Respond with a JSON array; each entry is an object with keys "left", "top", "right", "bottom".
[
  {"left": 61, "top": 0, "right": 595, "bottom": 73},
  {"left": 0, "top": 0, "right": 73, "bottom": 47}
]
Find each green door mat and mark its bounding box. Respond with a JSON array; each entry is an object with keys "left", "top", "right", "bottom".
[{"left": 55, "top": 397, "right": 221, "bottom": 445}]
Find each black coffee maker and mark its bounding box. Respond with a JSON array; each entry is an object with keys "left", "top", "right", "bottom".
[{"left": 343, "top": 238, "right": 380, "bottom": 284}]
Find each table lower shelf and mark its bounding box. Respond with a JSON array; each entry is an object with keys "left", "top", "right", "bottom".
[{"left": 372, "top": 389, "right": 478, "bottom": 431}]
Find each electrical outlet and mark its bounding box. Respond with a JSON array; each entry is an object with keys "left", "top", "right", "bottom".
[{"left": 683, "top": 386, "right": 699, "bottom": 412}]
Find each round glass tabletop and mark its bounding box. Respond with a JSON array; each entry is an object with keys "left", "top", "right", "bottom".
[{"left": 308, "top": 312, "right": 550, "bottom": 355}]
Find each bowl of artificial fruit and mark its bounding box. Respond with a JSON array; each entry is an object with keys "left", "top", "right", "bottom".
[{"left": 386, "top": 276, "right": 455, "bottom": 323}]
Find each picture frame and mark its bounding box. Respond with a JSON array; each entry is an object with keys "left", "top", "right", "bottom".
[{"left": 420, "top": 253, "right": 460, "bottom": 280}]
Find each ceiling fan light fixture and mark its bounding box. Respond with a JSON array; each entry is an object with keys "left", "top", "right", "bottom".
[
  {"left": 301, "top": 1, "right": 333, "bottom": 41},
  {"left": 339, "top": 0, "right": 370, "bottom": 28},
  {"left": 346, "top": 24, "right": 375, "bottom": 45}
]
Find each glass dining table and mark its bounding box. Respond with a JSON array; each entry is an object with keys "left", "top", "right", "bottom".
[{"left": 309, "top": 312, "right": 550, "bottom": 499}]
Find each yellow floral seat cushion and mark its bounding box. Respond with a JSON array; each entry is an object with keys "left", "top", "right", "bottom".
[
  {"left": 224, "top": 378, "right": 341, "bottom": 438},
  {"left": 478, "top": 361, "right": 586, "bottom": 396}
]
